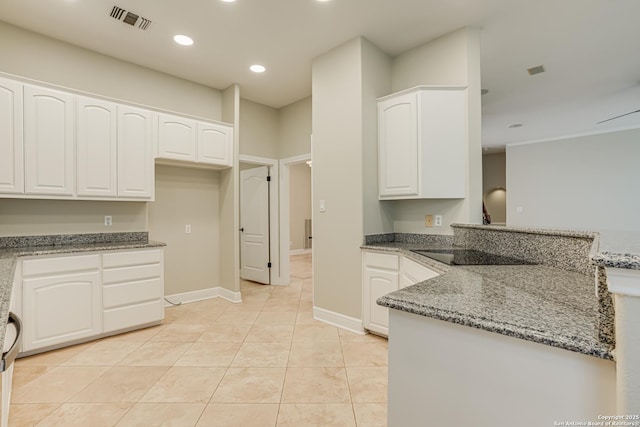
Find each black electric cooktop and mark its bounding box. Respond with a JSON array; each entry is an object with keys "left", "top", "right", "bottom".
[{"left": 411, "top": 249, "right": 535, "bottom": 266}]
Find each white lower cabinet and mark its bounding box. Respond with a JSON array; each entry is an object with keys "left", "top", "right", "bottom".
[
  {"left": 400, "top": 256, "right": 440, "bottom": 289},
  {"left": 21, "top": 254, "right": 102, "bottom": 352},
  {"left": 102, "top": 249, "right": 164, "bottom": 333},
  {"left": 363, "top": 250, "right": 440, "bottom": 336},
  {"left": 363, "top": 252, "right": 399, "bottom": 336},
  {"left": 17, "top": 248, "right": 164, "bottom": 355}
]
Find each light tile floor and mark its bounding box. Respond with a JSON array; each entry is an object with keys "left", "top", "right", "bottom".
[{"left": 9, "top": 254, "right": 388, "bottom": 426}]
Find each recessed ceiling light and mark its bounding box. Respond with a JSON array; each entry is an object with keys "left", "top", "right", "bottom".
[
  {"left": 509, "top": 124, "right": 523, "bottom": 128},
  {"left": 173, "top": 34, "right": 194, "bottom": 46},
  {"left": 250, "top": 64, "right": 266, "bottom": 73},
  {"left": 221, "top": 0, "right": 236, "bottom": 2}
]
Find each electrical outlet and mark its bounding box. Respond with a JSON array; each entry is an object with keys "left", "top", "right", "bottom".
[
  {"left": 435, "top": 215, "right": 443, "bottom": 227},
  {"left": 185, "top": 224, "right": 192, "bottom": 234},
  {"left": 104, "top": 216, "right": 112, "bottom": 226},
  {"left": 425, "top": 215, "right": 433, "bottom": 227}
]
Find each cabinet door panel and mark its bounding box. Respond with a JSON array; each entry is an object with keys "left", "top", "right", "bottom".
[
  {"left": 420, "top": 89, "right": 466, "bottom": 198},
  {"left": 0, "top": 77, "right": 24, "bottom": 194},
  {"left": 24, "top": 85, "right": 75, "bottom": 196},
  {"left": 197, "top": 122, "right": 232, "bottom": 166},
  {"left": 23, "top": 271, "right": 102, "bottom": 351},
  {"left": 368, "top": 272, "right": 397, "bottom": 333},
  {"left": 378, "top": 92, "right": 418, "bottom": 198},
  {"left": 117, "top": 106, "right": 154, "bottom": 199},
  {"left": 77, "top": 96, "right": 117, "bottom": 197},
  {"left": 158, "top": 114, "right": 196, "bottom": 161}
]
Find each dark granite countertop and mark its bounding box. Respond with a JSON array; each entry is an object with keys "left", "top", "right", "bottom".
[
  {"left": 0, "top": 232, "right": 165, "bottom": 352},
  {"left": 366, "top": 232, "right": 614, "bottom": 361}
]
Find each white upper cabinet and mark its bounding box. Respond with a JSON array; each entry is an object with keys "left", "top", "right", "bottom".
[
  {"left": 378, "top": 86, "right": 467, "bottom": 200},
  {"left": 76, "top": 96, "right": 118, "bottom": 197},
  {"left": 24, "top": 85, "right": 75, "bottom": 196},
  {"left": 117, "top": 105, "right": 154, "bottom": 199},
  {"left": 0, "top": 74, "right": 234, "bottom": 200},
  {"left": 157, "top": 113, "right": 197, "bottom": 162},
  {"left": 197, "top": 121, "right": 233, "bottom": 167},
  {"left": 0, "top": 77, "right": 24, "bottom": 194},
  {"left": 156, "top": 114, "right": 233, "bottom": 168}
]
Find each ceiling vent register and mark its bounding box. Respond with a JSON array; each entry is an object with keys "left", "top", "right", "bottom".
[{"left": 110, "top": 5, "right": 152, "bottom": 30}]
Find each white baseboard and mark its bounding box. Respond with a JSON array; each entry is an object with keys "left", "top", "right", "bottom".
[
  {"left": 164, "top": 286, "right": 242, "bottom": 307},
  {"left": 290, "top": 249, "right": 312, "bottom": 255},
  {"left": 313, "top": 306, "right": 366, "bottom": 335},
  {"left": 216, "top": 287, "right": 243, "bottom": 303}
]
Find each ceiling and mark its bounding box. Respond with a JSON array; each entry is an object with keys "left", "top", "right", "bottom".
[{"left": 1, "top": 0, "right": 639, "bottom": 148}]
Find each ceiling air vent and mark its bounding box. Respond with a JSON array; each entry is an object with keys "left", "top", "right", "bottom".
[{"left": 110, "top": 5, "right": 152, "bottom": 30}]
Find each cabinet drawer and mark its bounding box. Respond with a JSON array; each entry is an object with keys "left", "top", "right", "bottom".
[
  {"left": 103, "top": 278, "right": 163, "bottom": 308},
  {"left": 103, "top": 299, "right": 164, "bottom": 333},
  {"left": 103, "top": 264, "right": 162, "bottom": 284},
  {"left": 22, "top": 254, "right": 100, "bottom": 277},
  {"left": 103, "top": 249, "right": 162, "bottom": 268},
  {"left": 363, "top": 252, "right": 398, "bottom": 271}
]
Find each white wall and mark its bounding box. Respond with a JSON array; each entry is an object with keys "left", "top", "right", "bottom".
[
  {"left": 239, "top": 98, "right": 279, "bottom": 158},
  {"left": 362, "top": 38, "right": 394, "bottom": 235},
  {"left": 289, "top": 163, "right": 312, "bottom": 250},
  {"left": 0, "top": 199, "right": 146, "bottom": 236},
  {"left": 388, "top": 28, "right": 483, "bottom": 234},
  {"left": 507, "top": 128, "right": 640, "bottom": 232},
  {"left": 279, "top": 97, "right": 312, "bottom": 159},
  {"left": 219, "top": 85, "right": 241, "bottom": 293},
  {"left": 312, "top": 37, "right": 365, "bottom": 319},
  {"left": 0, "top": 21, "right": 222, "bottom": 120},
  {"left": 311, "top": 36, "right": 394, "bottom": 322},
  {"left": 149, "top": 166, "right": 220, "bottom": 296}
]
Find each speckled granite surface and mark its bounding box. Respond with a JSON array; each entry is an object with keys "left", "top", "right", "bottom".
[
  {"left": 364, "top": 233, "right": 454, "bottom": 247},
  {"left": 366, "top": 227, "right": 615, "bottom": 360},
  {"left": 452, "top": 224, "right": 597, "bottom": 275},
  {"left": 0, "top": 232, "right": 165, "bottom": 351},
  {"left": 378, "top": 262, "right": 613, "bottom": 360}
]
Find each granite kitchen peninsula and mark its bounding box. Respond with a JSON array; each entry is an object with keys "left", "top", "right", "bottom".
[{"left": 364, "top": 224, "right": 630, "bottom": 427}]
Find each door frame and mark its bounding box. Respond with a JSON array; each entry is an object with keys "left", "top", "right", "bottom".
[
  {"left": 238, "top": 154, "right": 282, "bottom": 285},
  {"left": 279, "top": 152, "right": 312, "bottom": 285}
]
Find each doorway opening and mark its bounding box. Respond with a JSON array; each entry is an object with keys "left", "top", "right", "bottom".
[{"left": 279, "top": 153, "right": 312, "bottom": 285}]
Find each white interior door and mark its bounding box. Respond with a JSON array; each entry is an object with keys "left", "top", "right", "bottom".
[{"left": 240, "top": 166, "right": 270, "bottom": 284}]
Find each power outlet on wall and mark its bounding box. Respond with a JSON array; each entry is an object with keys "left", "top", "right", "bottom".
[
  {"left": 185, "top": 224, "right": 192, "bottom": 234},
  {"left": 104, "top": 216, "right": 112, "bottom": 226},
  {"left": 435, "top": 215, "right": 443, "bottom": 227},
  {"left": 425, "top": 215, "right": 433, "bottom": 227}
]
